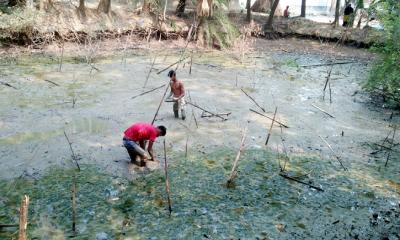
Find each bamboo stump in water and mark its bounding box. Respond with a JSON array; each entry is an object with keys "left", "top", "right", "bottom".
[{"left": 18, "top": 195, "right": 29, "bottom": 240}]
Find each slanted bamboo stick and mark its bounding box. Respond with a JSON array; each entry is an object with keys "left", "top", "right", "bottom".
[
  {"left": 186, "top": 102, "right": 228, "bottom": 121},
  {"left": 385, "top": 126, "right": 397, "bottom": 167},
  {"left": 318, "top": 135, "right": 347, "bottom": 170},
  {"left": 63, "top": 131, "right": 81, "bottom": 171},
  {"left": 241, "top": 88, "right": 266, "bottom": 112},
  {"left": 265, "top": 107, "right": 278, "bottom": 146},
  {"left": 157, "top": 56, "right": 190, "bottom": 75},
  {"left": 151, "top": 84, "right": 170, "bottom": 124},
  {"left": 249, "top": 109, "right": 289, "bottom": 128},
  {"left": 131, "top": 84, "right": 165, "bottom": 99},
  {"left": 227, "top": 127, "right": 248, "bottom": 187},
  {"left": 279, "top": 173, "right": 324, "bottom": 192},
  {"left": 311, "top": 104, "right": 335, "bottom": 118},
  {"left": 143, "top": 57, "right": 157, "bottom": 89}
]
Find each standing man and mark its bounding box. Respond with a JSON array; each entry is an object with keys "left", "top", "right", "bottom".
[
  {"left": 343, "top": 4, "right": 354, "bottom": 27},
  {"left": 283, "top": 6, "right": 290, "bottom": 18},
  {"left": 123, "top": 123, "right": 167, "bottom": 166},
  {"left": 166, "top": 70, "right": 186, "bottom": 120}
]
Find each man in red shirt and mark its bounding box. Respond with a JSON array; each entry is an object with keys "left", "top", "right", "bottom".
[{"left": 123, "top": 123, "right": 167, "bottom": 166}]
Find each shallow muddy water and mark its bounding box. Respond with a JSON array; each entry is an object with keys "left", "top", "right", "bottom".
[{"left": 0, "top": 42, "right": 399, "bottom": 239}]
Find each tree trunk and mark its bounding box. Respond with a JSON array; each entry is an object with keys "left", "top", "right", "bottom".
[
  {"left": 176, "top": 0, "right": 186, "bottom": 16},
  {"left": 78, "top": 0, "right": 86, "bottom": 19},
  {"left": 301, "top": 0, "right": 306, "bottom": 17},
  {"left": 142, "top": 0, "right": 151, "bottom": 13},
  {"left": 98, "top": 0, "right": 111, "bottom": 14},
  {"left": 264, "top": 0, "right": 280, "bottom": 31},
  {"left": 333, "top": 0, "right": 340, "bottom": 27},
  {"left": 246, "top": 0, "right": 251, "bottom": 22}
]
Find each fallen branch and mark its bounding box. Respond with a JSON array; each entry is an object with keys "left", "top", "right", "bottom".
[
  {"left": 157, "top": 56, "right": 190, "bottom": 75},
  {"left": 227, "top": 126, "right": 248, "bottom": 187},
  {"left": 249, "top": 109, "right": 289, "bottom": 128},
  {"left": 131, "top": 84, "right": 166, "bottom": 99},
  {"left": 311, "top": 104, "right": 335, "bottom": 118},
  {"left": 241, "top": 88, "right": 266, "bottom": 112},
  {"left": 265, "top": 107, "right": 278, "bottom": 146},
  {"left": 163, "top": 139, "right": 172, "bottom": 215},
  {"left": 63, "top": 131, "right": 81, "bottom": 171},
  {"left": 186, "top": 102, "right": 228, "bottom": 121},
  {"left": 318, "top": 135, "right": 347, "bottom": 170},
  {"left": 279, "top": 173, "right": 324, "bottom": 192},
  {"left": 18, "top": 195, "right": 29, "bottom": 240},
  {"left": 151, "top": 84, "right": 170, "bottom": 124},
  {"left": 44, "top": 79, "right": 60, "bottom": 86},
  {"left": 300, "top": 61, "right": 357, "bottom": 68}
]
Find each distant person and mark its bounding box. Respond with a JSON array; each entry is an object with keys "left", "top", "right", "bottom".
[
  {"left": 343, "top": 4, "right": 354, "bottom": 27},
  {"left": 283, "top": 6, "right": 290, "bottom": 18},
  {"left": 123, "top": 123, "right": 166, "bottom": 166},
  {"left": 166, "top": 70, "right": 186, "bottom": 120}
]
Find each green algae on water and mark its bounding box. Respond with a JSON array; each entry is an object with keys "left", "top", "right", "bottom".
[{"left": 0, "top": 149, "right": 398, "bottom": 239}]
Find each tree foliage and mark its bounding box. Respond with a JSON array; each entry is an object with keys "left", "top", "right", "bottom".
[{"left": 365, "top": 0, "right": 400, "bottom": 106}]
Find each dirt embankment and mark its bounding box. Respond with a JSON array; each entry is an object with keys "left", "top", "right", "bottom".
[{"left": 0, "top": 2, "right": 383, "bottom": 48}]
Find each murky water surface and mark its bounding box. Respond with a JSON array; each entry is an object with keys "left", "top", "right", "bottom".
[{"left": 0, "top": 47, "right": 399, "bottom": 239}]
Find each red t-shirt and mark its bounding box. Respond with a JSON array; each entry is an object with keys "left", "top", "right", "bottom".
[{"left": 124, "top": 123, "right": 158, "bottom": 142}]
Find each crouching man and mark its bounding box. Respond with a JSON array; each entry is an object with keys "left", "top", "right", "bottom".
[{"left": 123, "top": 122, "right": 166, "bottom": 166}]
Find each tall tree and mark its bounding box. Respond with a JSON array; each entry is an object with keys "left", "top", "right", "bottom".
[
  {"left": 98, "top": 0, "right": 111, "bottom": 14},
  {"left": 264, "top": 0, "right": 280, "bottom": 31},
  {"left": 246, "top": 0, "right": 251, "bottom": 21},
  {"left": 333, "top": 0, "right": 341, "bottom": 26},
  {"left": 301, "top": 0, "right": 306, "bottom": 17},
  {"left": 176, "top": 0, "right": 186, "bottom": 16},
  {"left": 78, "top": 0, "right": 86, "bottom": 18}
]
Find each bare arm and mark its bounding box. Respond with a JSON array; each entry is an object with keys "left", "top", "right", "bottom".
[{"left": 148, "top": 141, "right": 155, "bottom": 160}]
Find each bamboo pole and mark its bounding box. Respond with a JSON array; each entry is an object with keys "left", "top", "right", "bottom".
[
  {"left": 311, "top": 104, "right": 335, "bottom": 118},
  {"left": 249, "top": 108, "right": 289, "bottom": 128},
  {"left": 157, "top": 57, "right": 190, "bottom": 75},
  {"left": 265, "top": 107, "right": 278, "bottom": 146},
  {"left": 318, "top": 135, "right": 347, "bottom": 170},
  {"left": 71, "top": 178, "right": 77, "bottom": 236},
  {"left": 241, "top": 88, "right": 266, "bottom": 113},
  {"left": 63, "top": 131, "right": 81, "bottom": 171},
  {"left": 132, "top": 84, "right": 165, "bottom": 99},
  {"left": 163, "top": 139, "right": 172, "bottom": 215},
  {"left": 151, "top": 84, "right": 170, "bottom": 124},
  {"left": 323, "top": 66, "right": 333, "bottom": 100},
  {"left": 143, "top": 57, "right": 157, "bottom": 89},
  {"left": 279, "top": 173, "right": 324, "bottom": 192},
  {"left": 18, "top": 195, "right": 29, "bottom": 240},
  {"left": 385, "top": 126, "right": 397, "bottom": 167},
  {"left": 227, "top": 127, "right": 248, "bottom": 187},
  {"left": 186, "top": 102, "right": 228, "bottom": 121}
]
